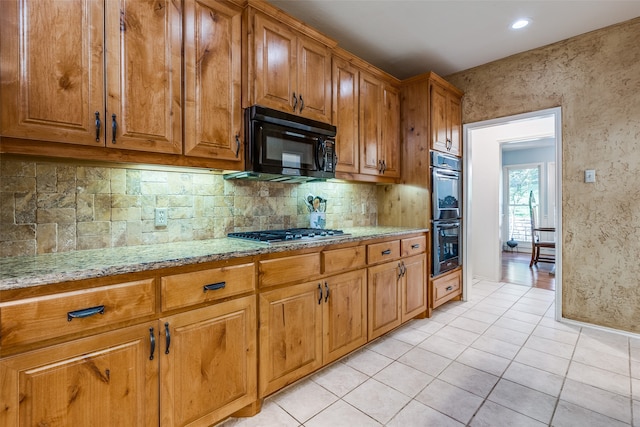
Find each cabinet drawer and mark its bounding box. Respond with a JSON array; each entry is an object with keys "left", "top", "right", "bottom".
[
  {"left": 161, "top": 263, "right": 255, "bottom": 311},
  {"left": 0, "top": 278, "right": 155, "bottom": 348},
  {"left": 401, "top": 236, "right": 427, "bottom": 257},
  {"left": 367, "top": 240, "right": 400, "bottom": 265},
  {"left": 432, "top": 270, "right": 461, "bottom": 308},
  {"left": 259, "top": 253, "right": 321, "bottom": 288},
  {"left": 322, "top": 246, "right": 366, "bottom": 274}
]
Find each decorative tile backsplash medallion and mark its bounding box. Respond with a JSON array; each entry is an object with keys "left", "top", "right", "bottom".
[{"left": 0, "top": 156, "right": 378, "bottom": 257}]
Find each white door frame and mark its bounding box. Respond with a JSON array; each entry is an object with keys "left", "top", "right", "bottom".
[{"left": 462, "top": 107, "right": 562, "bottom": 320}]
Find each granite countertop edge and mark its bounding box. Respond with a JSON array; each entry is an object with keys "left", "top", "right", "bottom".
[{"left": 0, "top": 227, "right": 428, "bottom": 291}]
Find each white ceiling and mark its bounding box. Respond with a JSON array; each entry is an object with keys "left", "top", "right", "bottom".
[{"left": 269, "top": 0, "right": 640, "bottom": 79}]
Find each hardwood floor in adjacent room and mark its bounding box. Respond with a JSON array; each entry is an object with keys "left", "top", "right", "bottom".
[{"left": 501, "top": 250, "right": 555, "bottom": 291}]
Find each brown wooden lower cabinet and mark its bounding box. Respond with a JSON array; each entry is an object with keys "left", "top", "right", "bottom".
[
  {"left": 160, "top": 295, "right": 256, "bottom": 427},
  {"left": 401, "top": 253, "right": 428, "bottom": 322},
  {"left": 431, "top": 268, "right": 462, "bottom": 309},
  {"left": 322, "top": 269, "right": 368, "bottom": 365},
  {"left": 0, "top": 232, "right": 432, "bottom": 424},
  {"left": 368, "top": 261, "right": 402, "bottom": 340},
  {"left": 0, "top": 322, "right": 160, "bottom": 427},
  {"left": 258, "top": 268, "right": 368, "bottom": 397},
  {"left": 0, "top": 295, "right": 257, "bottom": 427},
  {"left": 258, "top": 280, "right": 324, "bottom": 397}
]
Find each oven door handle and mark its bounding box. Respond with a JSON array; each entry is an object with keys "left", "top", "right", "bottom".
[
  {"left": 434, "top": 169, "right": 460, "bottom": 179},
  {"left": 437, "top": 223, "right": 460, "bottom": 229}
]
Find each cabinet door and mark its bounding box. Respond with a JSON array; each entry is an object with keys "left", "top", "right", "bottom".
[
  {"left": 160, "top": 296, "right": 256, "bottom": 427},
  {"left": 367, "top": 262, "right": 401, "bottom": 340},
  {"left": 448, "top": 93, "right": 462, "bottom": 156},
  {"left": 0, "top": 0, "right": 104, "bottom": 145},
  {"left": 430, "top": 82, "right": 449, "bottom": 153},
  {"left": 105, "top": 0, "right": 182, "bottom": 154},
  {"left": 251, "top": 12, "right": 297, "bottom": 113},
  {"left": 184, "top": 0, "right": 243, "bottom": 163},
  {"left": 323, "top": 269, "right": 367, "bottom": 364},
  {"left": 332, "top": 56, "right": 360, "bottom": 174},
  {"left": 401, "top": 254, "right": 428, "bottom": 322},
  {"left": 359, "top": 72, "right": 383, "bottom": 176},
  {"left": 258, "top": 281, "right": 322, "bottom": 397},
  {"left": 296, "top": 35, "right": 332, "bottom": 122},
  {"left": 0, "top": 322, "right": 158, "bottom": 427},
  {"left": 381, "top": 83, "right": 401, "bottom": 178}
]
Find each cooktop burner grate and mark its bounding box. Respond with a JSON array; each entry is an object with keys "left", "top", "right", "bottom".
[{"left": 228, "top": 228, "right": 346, "bottom": 244}]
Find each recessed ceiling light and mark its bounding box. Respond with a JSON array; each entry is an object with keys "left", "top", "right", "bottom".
[{"left": 511, "top": 19, "right": 530, "bottom": 29}]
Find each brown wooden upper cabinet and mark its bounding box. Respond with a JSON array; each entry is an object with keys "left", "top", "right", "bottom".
[
  {"left": 183, "top": 0, "right": 244, "bottom": 164},
  {"left": 0, "top": 0, "right": 182, "bottom": 154},
  {"left": 245, "top": 3, "right": 334, "bottom": 123},
  {"left": 332, "top": 55, "right": 360, "bottom": 175},
  {"left": 430, "top": 75, "right": 463, "bottom": 157},
  {"left": 332, "top": 49, "right": 401, "bottom": 181}
]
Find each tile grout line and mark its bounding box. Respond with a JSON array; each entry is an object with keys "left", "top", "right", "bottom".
[{"left": 463, "top": 281, "right": 555, "bottom": 426}]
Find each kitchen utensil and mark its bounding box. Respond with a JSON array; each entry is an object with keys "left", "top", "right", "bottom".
[{"left": 303, "top": 195, "right": 314, "bottom": 212}]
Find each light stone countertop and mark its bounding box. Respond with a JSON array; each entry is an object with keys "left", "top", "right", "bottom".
[{"left": 0, "top": 227, "right": 428, "bottom": 291}]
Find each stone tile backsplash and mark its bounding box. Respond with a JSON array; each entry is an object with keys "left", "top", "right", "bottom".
[{"left": 0, "top": 156, "right": 378, "bottom": 257}]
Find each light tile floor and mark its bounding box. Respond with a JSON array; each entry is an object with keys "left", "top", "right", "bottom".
[{"left": 219, "top": 279, "right": 640, "bottom": 426}]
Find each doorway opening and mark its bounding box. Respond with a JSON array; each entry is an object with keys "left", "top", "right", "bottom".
[{"left": 462, "top": 108, "right": 562, "bottom": 319}]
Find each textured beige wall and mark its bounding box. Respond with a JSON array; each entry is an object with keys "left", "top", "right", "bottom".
[
  {"left": 446, "top": 17, "right": 640, "bottom": 333},
  {"left": 0, "top": 156, "right": 378, "bottom": 257}
]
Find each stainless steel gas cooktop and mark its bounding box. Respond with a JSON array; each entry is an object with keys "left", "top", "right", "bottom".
[{"left": 228, "top": 228, "right": 347, "bottom": 244}]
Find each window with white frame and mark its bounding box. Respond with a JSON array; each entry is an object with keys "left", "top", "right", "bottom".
[{"left": 504, "top": 164, "right": 541, "bottom": 245}]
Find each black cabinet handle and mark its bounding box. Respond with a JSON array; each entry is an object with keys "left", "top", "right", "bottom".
[
  {"left": 381, "top": 249, "right": 391, "bottom": 255},
  {"left": 149, "top": 327, "right": 156, "bottom": 360},
  {"left": 95, "top": 111, "right": 101, "bottom": 142},
  {"left": 292, "top": 92, "right": 298, "bottom": 112},
  {"left": 324, "top": 282, "right": 329, "bottom": 303},
  {"left": 164, "top": 322, "right": 171, "bottom": 355},
  {"left": 67, "top": 305, "right": 105, "bottom": 322},
  {"left": 299, "top": 94, "right": 304, "bottom": 112},
  {"left": 235, "top": 134, "right": 241, "bottom": 158},
  {"left": 318, "top": 283, "right": 323, "bottom": 305},
  {"left": 411, "top": 244, "right": 420, "bottom": 249},
  {"left": 446, "top": 286, "right": 453, "bottom": 291},
  {"left": 203, "top": 281, "right": 226, "bottom": 292},
  {"left": 111, "top": 113, "right": 117, "bottom": 143},
  {"left": 397, "top": 262, "right": 403, "bottom": 279}
]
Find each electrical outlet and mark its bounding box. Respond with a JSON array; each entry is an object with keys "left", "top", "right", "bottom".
[
  {"left": 585, "top": 169, "right": 596, "bottom": 183},
  {"left": 155, "top": 208, "right": 168, "bottom": 227}
]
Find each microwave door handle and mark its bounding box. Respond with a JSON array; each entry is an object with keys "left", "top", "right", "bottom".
[{"left": 316, "top": 139, "right": 326, "bottom": 171}]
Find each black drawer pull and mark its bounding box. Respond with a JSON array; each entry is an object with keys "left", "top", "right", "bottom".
[
  {"left": 164, "top": 322, "right": 171, "bottom": 355},
  {"left": 318, "top": 283, "right": 323, "bottom": 305},
  {"left": 95, "top": 111, "right": 101, "bottom": 142},
  {"left": 411, "top": 244, "right": 420, "bottom": 249},
  {"left": 149, "top": 327, "right": 156, "bottom": 360},
  {"left": 446, "top": 286, "right": 453, "bottom": 291},
  {"left": 381, "top": 249, "right": 392, "bottom": 255},
  {"left": 111, "top": 113, "right": 117, "bottom": 143},
  {"left": 203, "top": 281, "right": 226, "bottom": 292},
  {"left": 67, "top": 305, "right": 105, "bottom": 321}
]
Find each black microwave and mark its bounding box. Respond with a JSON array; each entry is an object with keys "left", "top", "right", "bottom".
[{"left": 225, "top": 106, "right": 337, "bottom": 182}]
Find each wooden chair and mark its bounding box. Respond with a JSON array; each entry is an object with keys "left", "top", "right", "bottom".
[{"left": 529, "top": 191, "right": 556, "bottom": 267}]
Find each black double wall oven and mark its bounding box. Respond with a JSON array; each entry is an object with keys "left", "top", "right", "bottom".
[{"left": 431, "top": 151, "right": 462, "bottom": 277}]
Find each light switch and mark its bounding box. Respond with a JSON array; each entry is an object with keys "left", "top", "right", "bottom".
[{"left": 585, "top": 169, "right": 596, "bottom": 183}]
